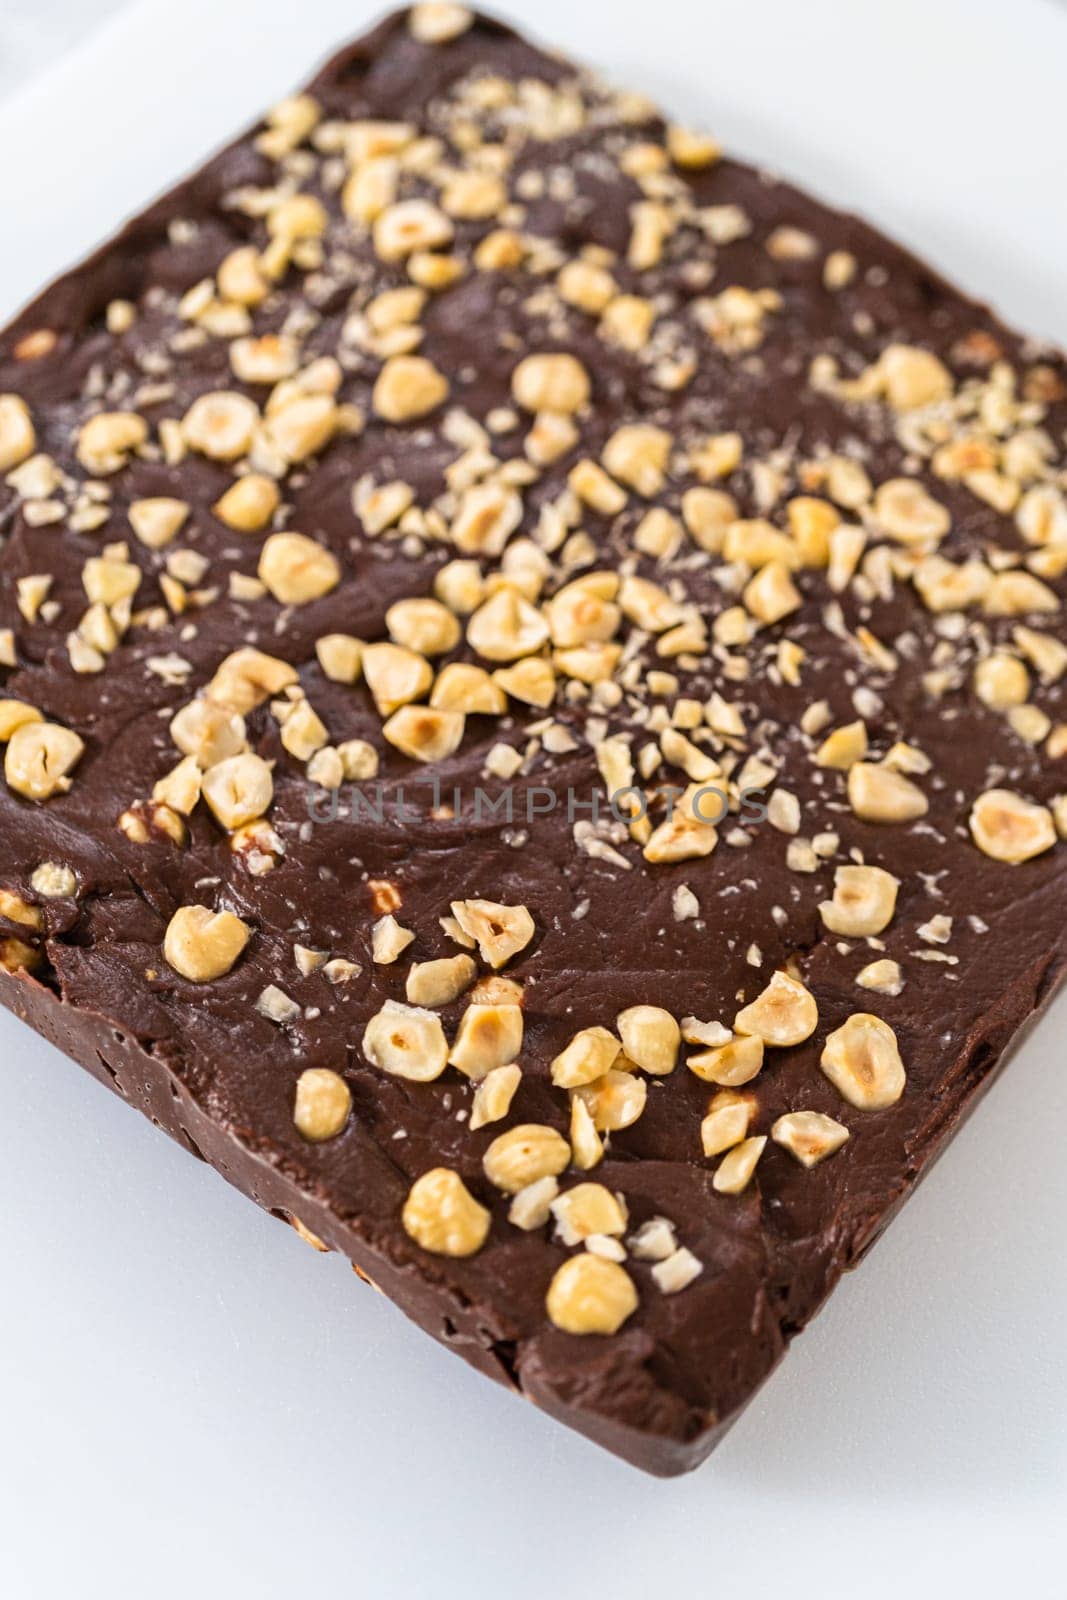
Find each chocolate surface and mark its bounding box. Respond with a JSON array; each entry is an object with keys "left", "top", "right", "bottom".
[{"left": 1, "top": 5, "right": 1066, "bottom": 1474}]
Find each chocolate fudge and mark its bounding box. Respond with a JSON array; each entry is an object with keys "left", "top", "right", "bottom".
[{"left": 2, "top": 4, "right": 1066, "bottom": 1475}]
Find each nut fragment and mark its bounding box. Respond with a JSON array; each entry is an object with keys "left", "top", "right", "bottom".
[
  {"left": 316, "top": 634, "right": 363, "bottom": 685},
  {"left": 372, "top": 355, "right": 449, "bottom": 422},
  {"left": 712, "top": 1135, "right": 767, "bottom": 1195},
  {"left": 449, "top": 1002, "right": 523, "bottom": 1078},
  {"left": 551, "top": 1025, "right": 621, "bottom": 1088},
  {"left": 362, "top": 999, "right": 449, "bottom": 1081},
  {"left": 511, "top": 353, "right": 590, "bottom": 414},
  {"left": 772, "top": 1111, "right": 850, "bottom": 1167},
  {"left": 383, "top": 705, "right": 465, "bottom": 763},
  {"left": 0, "top": 395, "right": 35, "bottom": 471},
  {"left": 182, "top": 391, "right": 258, "bottom": 460},
  {"left": 687, "top": 1031, "right": 764, "bottom": 1086},
  {"left": 572, "top": 1070, "right": 647, "bottom": 1131},
  {"left": 409, "top": 3, "right": 474, "bottom": 42},
  {"left": 77, "top": 410, "right": 148, "bottom": 474},
  {"left": 467, "top": 589, "right": 550, "bottom": 662},
  {"left": 734, "top": 971, "right": 818, "bottom": 1048},
  {"left": 201, "top": 752, "right": 273, "bottom": 830},
  {"left": 545, "top": 1253, "right": 637, "bottom": 1335},
  {"left": 373, "top": 198, "right": 453, "bottom": 260},
  {"left": 5, "top": 722, "right": 85, "bottom": 801},
  {"left": 848, "top": 762, "right": 928, "bottom": 824},
  {"left": 386, "top": 597, "right": 461, "bottom": 656},
  {"left": 700, "top": 1099, "right": 750, "bottom": 1158},
  {"left": 402, "top": 1168, "right": 490, "bottom": 1257},
  {"left": 293, "top": 1068, "right": 352, "bottom": 1142},
  {"left": 0, "top": 889, "right": 42, "bottom": 931},
  {"left": 969, "top": 789, "right": 1056, "bottom": 863},
  {"left": 974, "top": 653, "right": 1029, "bottom": 711},
  {"left": 880, "top": 344, "right": 953, "bottom": 410},
  {"left": 615, "top": 1005, "right": 679, "bottom": 1075},
  {"left": 820, "top": 1013, "right": 906, "bottom": 1110},
  {"left": 362, "top": 641, "right": 433, "bottom": 714},
  {"left": 171, "top": 700, "right": 246, "bottom": 767},
  {"left": 163, "top": 904, "right": 250, "bottom": 982},
  {"left": 129, "top": 497, "right": 189, "bottom": 549},
  {"left": 483, "top": 1124, "right": 570, "bottom": 1194},
  {"left": 30, "top": 861, "right": 76, "bottom": 899},
  {"left": 856, "top": 958, "right": 904, "bottom": 996},
  {"left": 449, "top": 898, "right": 535, "bottom": 967},
  {"left": 507, "top": 1174, "right": 558, "bottom": 1230},
  {"left": 368, "top": 920, "right": 414, "bottom": 976},
  {"left": 819, "top": 865, "right": 899, "bottom": 937},
  {"left": 213, "top": 474, "right": 280, "bottom": 532},
  {"left": 0, "top": 700, "right": 43, "bottom": 742},
  {"left": 550, "top": 1183, "right": 627, "bottom": 1245},
  {"left": 814, "top": 720, "right": 868, "bottom": 770},
  {"left": 873, "top": 478, "right": 950, "bottom": 545},
  {"left": 205, "top": 648, "right": 298, "bottom": 714},
  {"left": 405, "top": 952, "right": 476, "bottom": 1007},
  {"left": 258, "top": 531, "right": 340, "bottom": 604},
  {"left": 469, "top": 1063, "right": 522, "bottom": 1131}
]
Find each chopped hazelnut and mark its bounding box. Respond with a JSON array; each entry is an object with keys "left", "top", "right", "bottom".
[
  {"left": 201, "top": 752, "right": 273, "bottom": 830},
  {"left": 383, "top": 705, "right": 465, "bottom": 762},
  {"left": 772, "top": 1111, "right": 849, "bottom": 1167},
  {"left": 213, "top": 474, "right": 280, "bottom": 532},
  {"left": 386, "top": 597, "right": 461, "bottom": 656},
  {"left": 734, "top": 971, "right": 818, "bottom": 1047},
  {"left": 511, "top": 353, "right": 591, "bottom": 415},
  {"left": 821, "top": 1013, "right": 906, "bottom": 1110},
  {"left": 712, "top": 1135, "right": 766, "bottom": 1195},
  {"left": 848, "top": 762, "right": 928, "bottom": 824},
  {"left": 651, "top": 1247, "right": 703, "bottom": 1295},
  {"left": 371, "top": 913, "right": 415, "bottom": 965},
  {"left": 181, "top": 391, "right": 258, "bottom": 461},
  {"left": 5, "top": 722, "right": 85, "bottom": 801},
  {"left": 373, "top": 198, "right": 453, "bottom": 260},
  {"left": 551, "top": 1025, "right": 621, "bottom": 1088},
  {"left": 402, "top": 1168, "right": 489, "bottom": 1257},
  {"left": 615, "top": 1005, "right": 679, "bottom": 1075},
  {"left": 163, "top": 904, "right": 250, "bottom": 982},
  {"left": 700, "top": 1099, "right": 750, "bottom": 1158},
  {"left": 572, "top": 1069, "right": 647, "bottom": 1131},
  {"left": 405, "top": 952, "right": 477, "bottom": 1007},
  {"left": 292, "top": 1068, "right": 350, "bottom": 1145},
  {"left": 373, "top": 355, "right": 449, "bottom": 421},
  {"left": 508, "top": 1174, "right": 559, "bottom": 1230},
  {"left": 129, "top": 497, "right": 189, "bottom": 549},
  {"left": 970, "top": 789, "right": 1056, "bottom": 863},
  {"left": 483, "top": 1123, "right": 570, "bottom": 1194},
  {"left": 550, "top": 1183, "right": 627, "bottom": 1245},
  {"left": 0, "top": 395, "right": 36, "bottom": 472},
  {"left": 362, "top": 641, "right": 433, "bottom": 714},
  {"left": 819, "top": 865, "right": 899, "bottom": 937},
  {"left": 449, "top": 1001, "right": 523, "bottom": 1079},
  {"left": 469, "top": 1063, "right": 522, "bottom": 1131},
  {"left": 545, "top": 1253, "right": 637, "bottom": 1335},
  {"left": 449, "top": 898, "right": 535, "bottom": 968},
  {"left": 856, "top": 958, "right": 904, "bottom": 996},
  {"left": 77, "top": 410, "right": 148, "bottom": 474},
  {"left": 258, "top": 531, "right": 340, "bottom": 604},
  {"left": 362, "top": 999, "right": 448, "bottom": 1080},
  {"left": 687, "top": 1031, "right": 764, "bottom": 1086}
]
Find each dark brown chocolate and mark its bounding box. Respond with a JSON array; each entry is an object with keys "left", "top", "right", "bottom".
[{"left": 2, "top": 5, "right": 1066, "bottom": 1475}]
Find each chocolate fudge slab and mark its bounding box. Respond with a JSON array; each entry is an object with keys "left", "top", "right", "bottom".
[{"left": 2, "top": 4, "right": 1066, "bottom": 1476}]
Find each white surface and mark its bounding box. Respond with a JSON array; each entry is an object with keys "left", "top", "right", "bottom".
[
  {"left": 0, "top": 0, "right": 128, "bottom": 99},
  {"left": 1, "top": 2, "right": 1065, "bottom": 1596}
]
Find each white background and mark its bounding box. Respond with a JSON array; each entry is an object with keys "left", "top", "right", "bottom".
[{"left": 1, "top": 3, "right": 1065, "bottom": 1596}]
